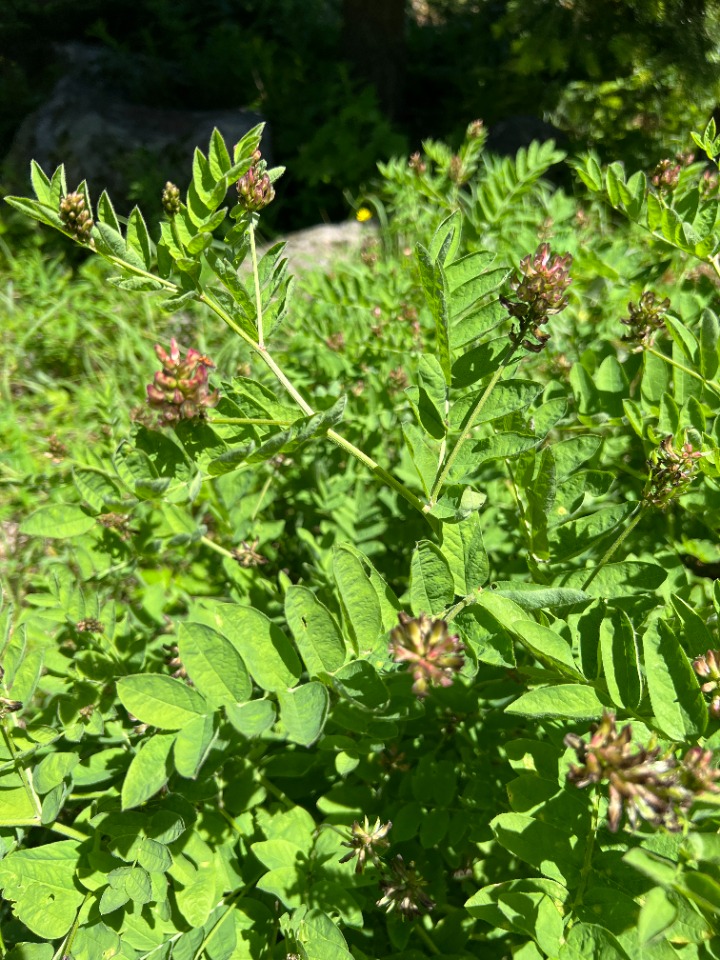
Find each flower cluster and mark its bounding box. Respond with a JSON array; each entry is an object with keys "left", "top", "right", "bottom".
[
  {"left": 409, "top": 152, "right": 427, "bottom": 176},
  {"left": 651, "top": 158, "right": 681, "bottom": 191},
  {"left": 501, "top": 243, "right": 573, "bottom": 353},
  {"left": 146, "top": 339, "right": 219, "bottom": 425},
  {"left": 59, "top": 191, "right": 94, "bottom": 242},
  {"left": 644, "top": 434, "right": 702, "bottom": 507},
  {"left": 231, "top": 538, "right": 267, "bottom": 568},
  {"left": 377, "top": 855, "right": 435, "bottom": 919},
  {"left": 466, "top": 119, "right": 485, "bottom": 140},
  {"left": 236, "top": 150, "right": 275, "bottom": 212},
  {"left": 620, "top": 291, "right": 670, "bottom": 347},
  {"left": 565, "top": 711, "right": 720, "bottom": 832},
  {"left": 97, "top": 512, "right": 132, "bottom": 541},
  {"left": 389, "top": 612, "right": 464, "bottom": 698},
  {"left": 76, "top": 618, "right": 104, "bottom": 634},
  {"left": 161, "top": 181, "right": 181, "bottom": 217},
  {"left": 693, "top": 649, "right": 720, "bottom": 718},
  {"left": 339, "top": 816, "right": 392, "bottom": 874}
]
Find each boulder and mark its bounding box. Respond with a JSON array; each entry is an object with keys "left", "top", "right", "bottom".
[{"left": 5, "top": 43, "right": 268, "bottom": 213}]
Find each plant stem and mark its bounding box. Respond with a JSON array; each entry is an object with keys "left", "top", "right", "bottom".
[
  {"left": 581, "top": 504, "right": 645, "bottom": 591},
  {"left": 430, "top": 343, "right": 517, "bottom": 504},
  {"left": 646, "top": 345, "right": 720, "bottom": 398},
  {"left": 47, "top": 821, "right": 90, "bottom": 841},
  {"left": 256, "top": 771, "right": 294, "bottom": 809},
  {"left": 208, "top": 416, "right": 294, "bottom": 426},
  {"left": 569, "top": 787, "right": 601, "bottom": 919},
  {"left": 249, "top": 222, "right": 265, "bottom": 347},
  {"left": 326, "top": 428, "right": 431, "bottom": 519},
  {"left": 414, "top": 922, "right": 441, "bottom": 955},
  {"left": 200, "top": 252, "right": 430, "bottom": 520},
  {"left": 1, "top": 723, "right": 42, "bottom": 820},
  {"left": 444, "top": 591, "right": 483, "bottom": 622},
  {"left": 201, "top": 535, "right": 236, "bottom": 560}
]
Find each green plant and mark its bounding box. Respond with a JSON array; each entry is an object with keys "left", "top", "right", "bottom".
[{"left": 4, "top": 120, "right": 720, "bottom": 959}]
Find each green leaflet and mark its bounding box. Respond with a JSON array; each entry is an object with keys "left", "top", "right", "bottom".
[
  {"left": 416, "top": 242, "right": 452, "bottom": 385},
  {"left": 121, "top": 733, "right": 176, "bottom": 810},
  {"left": 558, "top": 923, "right": 631, "bottom": 960},
  {"left": 178, "top": 621, "right": 252, "bottom": 707},
  {"left": 560, "top": 561, "right": 667, "bottom": 598},
  {"left": 225, "top": 699, "right": 276, "bottom": 739},
  {"left": 600, "top": 609, "right": 642, "bottom": 710},
  {"left": 284, "top": 585, "right": 347, "bottom": 676},
  {"left": 465, "top": 878, "right": 566, "bottom": 956},
  {"left": 116, "top": 674, "right": 208, "bottom": 729},
  {"left": 173, "top": 714, "right": 216, "bottom": 778},
  {"left": 277, "top": 682, "right": 329, "bottom": 746},
  {"left": 428, "top": 209, "right": 462, "bottom": 264},
  {"left": 19, "top": 503, "right": 95, "bottom": 539},
  {"left": 642, "top": 617, "right": 707, "bottom": 740},
  {"left": 0, "top": 842, "right": 84, "bottom": 939},
  {"left": 511, "top": 621, "right": 584, "bottom": 680},
  {"left": 506, "top": 684, "right": 610, "bottom": 720},
  {"left": 550, "top": 504, "right": 635, "bottom": 561},
  {"left": 490, "top": 811, "right": 581, "bottom": 885},
  {"left": 450, "top": 378, "right": 541, "bottom": 428},
  {"left": 194, "top": 601, "right": 301, "bottom": 692},
  {"left": 332, "top": 544, "right": 384, "bottom": 655},
  {"left": 440, "top": 512, "right": 489, "bottom": 596},
  {"left": 410, "top": 540, "right": 455, "bottom": 615}
]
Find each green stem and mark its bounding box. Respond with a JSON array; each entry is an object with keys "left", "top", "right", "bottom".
[
  {"left": 256, "top": 771, "right": 294, "bottom": 809},
  {"left": 430, "top": 343, "right": 517, "bottom": 504},
  {"left": 646, "top": 345, "right": 720, "bottom": 398},
  {"left": 326, "top": 427, "right": 433, "bottom": 522},
  {"left": 46, "top": 821, "right": 90, "bottom": 841},
  {"left": 1, "top": 723, "right": 42, "bottom": 820},
  {"left": 581, "top": 504, "right": 645, "bottom": 591},
  {"left": 3, "top": 818, "right": 90, "bottom": 841},
  {"left": 201, "top": 536, "right": 236, "bottom": 560},
  {"left": 414, "top": 922, "right": 441, "bottom": 956},
  {"left": 102, "top": 252, "right": 177, "bottom": 291},
  {"left": 208, "top": 416, "right": 294, "bottom": 426},
  {"left": 569, "top": 787, "right": 601, "bottom": 919},
  {"left": 199, "top": 252, "right": 430, "bottom": 520},
  {"left": 249, "top": 222, "right": 265, "bottom": 347},
  {"left": 444, "top": 591, "right": 483, "bottom": 622}
]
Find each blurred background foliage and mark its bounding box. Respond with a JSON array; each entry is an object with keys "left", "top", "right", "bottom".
[{"left": 1, "top": 0, "right": 720, "bottom": 229}]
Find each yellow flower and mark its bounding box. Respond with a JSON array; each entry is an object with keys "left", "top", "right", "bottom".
[{"left": 356, "top": 207, "right": 373, "bottom": 223}]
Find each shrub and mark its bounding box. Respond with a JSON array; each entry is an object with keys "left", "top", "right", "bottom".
[{"left": 3, "top": 121, "right": 720, "bottom": 958}]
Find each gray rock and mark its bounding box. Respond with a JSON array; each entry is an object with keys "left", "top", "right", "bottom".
[
  {"left": 5, "top": 43, "right": 267, "bottom": 213},
  {"left": 255, "top": 220, "right": 378, "bottom": 277}
]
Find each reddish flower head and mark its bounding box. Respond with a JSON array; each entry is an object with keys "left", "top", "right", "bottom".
[{"left": 146, "top": 339, "right": 219, "bottom": 425}]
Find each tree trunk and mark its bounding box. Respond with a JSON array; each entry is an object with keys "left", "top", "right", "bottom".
[{"left": 341, "top": 0, "right": 406, "bottom": 118}]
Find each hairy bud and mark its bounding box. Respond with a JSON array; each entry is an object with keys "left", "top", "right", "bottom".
[
  {"left": 236, "top": 151, "right": 275, "bottom": 212},
  {"left": 59, "top": 192, "right": 94, "bottom": 243},
  {"left": 162, "top": 181, "right": 181, "bottom": 217},
  {"left": 651, "top": 158, "right": 681, "bottom": 191}
]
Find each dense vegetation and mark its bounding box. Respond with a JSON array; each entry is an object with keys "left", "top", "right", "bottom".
[
  {"left": 3, "top": 0, "right": 720, "bottom": 227},
  {"left": 4, "top": 108, "right": 720, "bottom": 958}
]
